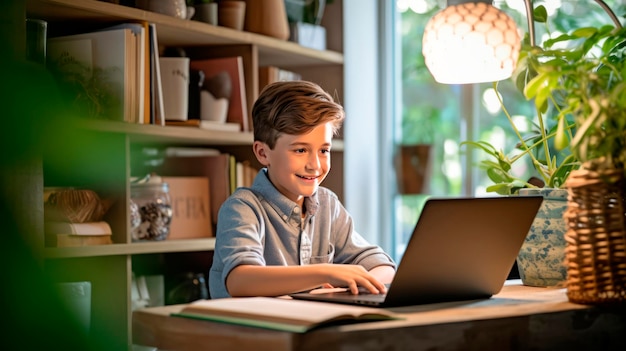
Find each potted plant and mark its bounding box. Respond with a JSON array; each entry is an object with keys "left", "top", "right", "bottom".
[
  {"left": 521, "top": 7, "right": 626, "bottom": 304},
  {"left": 394, "top": 105, "right": 438, "bottom": 194},
  {"left": 462, "top": 3, "right": 626, "bottom": 292},
  {"left": 284, "top": 0, "right": 333, "bottom": 49},
  {"left": 187, "top": 0, "right": 217, "bottom": 25},
  {"left": 516, "top": 4, "right": 625, "bottom": 303}
]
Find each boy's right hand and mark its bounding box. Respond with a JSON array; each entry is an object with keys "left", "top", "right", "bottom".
[{"left": 313, "top": 264, "right": 387, "bottom": 295}]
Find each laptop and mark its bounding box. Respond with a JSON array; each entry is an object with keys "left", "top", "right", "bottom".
[{"left": 290, "top": 196, "right": 543, "bottom": 307}]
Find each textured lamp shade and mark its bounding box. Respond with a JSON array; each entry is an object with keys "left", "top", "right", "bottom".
[{"left": 422, "top": 2, "right": 521, "bottom": 84}]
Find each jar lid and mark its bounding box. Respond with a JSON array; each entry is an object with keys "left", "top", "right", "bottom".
[{"left": 131, "top": 173, "right": 168, "bottom": 189}]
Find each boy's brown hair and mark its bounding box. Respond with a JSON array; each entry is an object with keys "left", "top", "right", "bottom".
[{"left": 252, "top": 80, "right": 345, "bottom": 149}]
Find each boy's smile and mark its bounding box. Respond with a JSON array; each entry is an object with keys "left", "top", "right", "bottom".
[{"left": 255, "top": 122, "right": 334, "bottom": 208}]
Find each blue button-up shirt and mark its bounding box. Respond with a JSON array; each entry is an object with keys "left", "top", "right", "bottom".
[{"left": 209, "top": 169, "right": 396, "bottom": 298}]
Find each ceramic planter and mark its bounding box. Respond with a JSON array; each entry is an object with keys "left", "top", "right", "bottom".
[{"left": 516, "top": 188, "right": 568, "bottom": 287}]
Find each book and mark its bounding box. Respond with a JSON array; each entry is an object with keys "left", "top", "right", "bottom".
[
  {"left": 165, "top": 119, "right": 240, "bottom": 132},
  {"left": 149, "top": 23, "right": 165, "bottom": 126},
  {"left": 48, "top": 27, "right": 135, "bottom": 122},
  {"left": 165, "top": 147, "right": 220, "bottom": 157},
  {"left": 190, "top": 57, "right": 248, "bottom": 132},
  {"left": 100, "top": 22, "right": 148, "bottom": 124},
  {"left": 258, "top": 65, "right": 302, "bottom": 92},
  {"left": 137, "top": 21, "right": 151, "bottom": 125},
  {"left": 48, "top": 234, "right": 113, "bottom": 248},
  {"left": 236, "top": 161, "right": 244, "bottom": 190},
  {"left": 45, "top": 221, "right": 112, "bottom": 236},
  {"left": 172, "top": 297, "right": 400, "bottom": 333},
  {"left": 236, "top": 160, "right": 257, "bottom": 188},
  {"left": 184, "top": 44, "right": 258, "bottom": 131},
  {"left": 44, "top": 220, "right": 113, "bottom": 248}
]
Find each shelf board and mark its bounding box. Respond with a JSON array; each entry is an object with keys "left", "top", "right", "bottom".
[
  {"left": 26, "top": 0, "right": 344, "bottom": 68},
  {"left": 80, "top": 119, "right": 254, "bottom": 145},
  {"left": 78, "top": 119, "right": 344, "bottom": 150},
  {"left": 43, "top": 238, "right": 216, "bottom": 258}
]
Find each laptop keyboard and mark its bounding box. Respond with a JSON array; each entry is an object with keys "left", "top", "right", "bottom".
[{"left": 356, "top": 284, "right": 390, "bottom": 295}]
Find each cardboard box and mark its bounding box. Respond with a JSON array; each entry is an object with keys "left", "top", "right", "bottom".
[{"left": 162, "top": 177, "right": 213, "bottom": 239}]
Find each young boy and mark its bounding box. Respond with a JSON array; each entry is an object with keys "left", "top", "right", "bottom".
[{"left": 209, "top": 81, "right": 396, "bottom": 299}]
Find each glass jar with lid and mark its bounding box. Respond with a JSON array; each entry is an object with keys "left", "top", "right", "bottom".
[{"left": 130, "top": 176, "right": 172, "bottom": 241}]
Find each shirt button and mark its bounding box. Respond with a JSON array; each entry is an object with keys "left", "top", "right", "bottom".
[
  {"left": 293, "top": 207, "right": 300, "bottom": 214},
  {"left": 282, "top": 215, "right": 288, "bottom": 221}
]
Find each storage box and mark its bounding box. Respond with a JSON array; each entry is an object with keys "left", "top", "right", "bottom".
[
  {"left": 289, "top": 22, "right": 326, "bottom": 51},
  {"left": 162, "top": 177, "right": 213, "bottom": 239}
]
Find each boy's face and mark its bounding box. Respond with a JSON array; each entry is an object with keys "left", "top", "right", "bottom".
[{"left": 255, "top": 122, "right": 334, "bottom": 207}]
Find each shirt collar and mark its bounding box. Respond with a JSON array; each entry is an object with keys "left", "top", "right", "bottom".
[{"left": 253, "top": 168, "right": 319, "bottom": 220}]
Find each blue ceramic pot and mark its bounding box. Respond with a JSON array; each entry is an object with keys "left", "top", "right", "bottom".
[{"left": 516, "top": 188, "right": 568, "bottom": 287}]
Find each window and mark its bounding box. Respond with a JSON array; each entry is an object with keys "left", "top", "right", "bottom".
[{"left": 391, "top": 0, "right": 625, "bottom": 261}]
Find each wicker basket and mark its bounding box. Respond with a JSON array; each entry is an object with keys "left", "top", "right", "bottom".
[
  {"left": 563, "top": 168, "right": 626, "bottom": 305},
  {"left": 44, "top": 188, "right": 109, "bottom": 223}
]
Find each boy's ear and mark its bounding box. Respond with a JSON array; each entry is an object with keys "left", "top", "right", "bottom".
[{"left": 253, "top": 141, "right": 270, "bottom": 166}]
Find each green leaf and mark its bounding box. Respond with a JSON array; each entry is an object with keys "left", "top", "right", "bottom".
[
  {"left": 554, "top": 117, "right": 568, "bottom": 151},
  {"left": 510, "top": 180, "right": 528, "bottom": 188},
  {"left": 533, "top": 5, "right": 548, "bottom": 23},
  {"left": 486, "top": 183, "right": 513, "bottom": 195},
  {"left": 544, "top": 33, "right": 576, "bottom": 48},
  {"left": 571, "top": 27, "right": 598, "bottom": 40},
  {"left": 486, "top": 168, "right": 513, "bottom": 184},
  {"left": 525, "top": 72, "right": 557, "bottom": 111}
]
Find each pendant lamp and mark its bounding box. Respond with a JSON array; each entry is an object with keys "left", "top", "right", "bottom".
[
  {"left": 422, "top": 0, "right": 622, "bottom": 85},
  {"left": 422, "top": 0, "right": 521, "bottom": 84}
]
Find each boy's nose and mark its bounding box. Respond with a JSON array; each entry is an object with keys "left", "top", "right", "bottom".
[{"left": 307, "top": 154, "right": 321, "bottom": 170}]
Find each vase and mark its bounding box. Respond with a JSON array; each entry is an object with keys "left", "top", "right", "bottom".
[
  {"left": 284, "top": 0, "right": 326, "bottom": 24},
  {"left": 243, "top": 0, "right": 290, "bottom": 40},
  {"left": 394, "top": 144, "right": 432, "bottom": 194},
  {"left": 563, "top": 167, "right": 626, "bottom": 305},
  {"left": 516, "top": 188, "right": 568, "bottom": 287},
  {"left": 218, "top": 1, "right": 246, "bottom": 30},
  {"left": 137, "top": 0, "right": 194, "bottom": 19},
  {"left": 193, "top": 3, "right": 218, "bottom": 25}
]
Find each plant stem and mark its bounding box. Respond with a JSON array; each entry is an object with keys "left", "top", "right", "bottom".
[
  {"left": 535, "top": 104, "right": 552, "bottom": 171},
  {"left": 493, "top": 83, "right": 550, "bottom": 184}
]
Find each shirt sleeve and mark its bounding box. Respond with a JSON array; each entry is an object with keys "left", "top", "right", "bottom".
[{"left": 210, "top": 192, "right": 266, "bottom": 298}]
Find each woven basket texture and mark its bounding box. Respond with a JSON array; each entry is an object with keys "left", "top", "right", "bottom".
[
  {"left": 44, "top": 189, "right": 107, "bottom": 223},
  {"left": 564, "top": 168, "right": 626, "bottom": 305}
]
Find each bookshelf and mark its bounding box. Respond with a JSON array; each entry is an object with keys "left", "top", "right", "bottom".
[
  {"left": 22, "top": 0, "right": 345, "bottom": 349},
  {"left": 43, "top": 238, "right": 217, "bottom": 259}
]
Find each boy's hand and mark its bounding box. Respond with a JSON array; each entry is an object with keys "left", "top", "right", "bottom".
[
  {"left": 226, "top": 264, "right": 393, "bottom": 298},
  {"left": 315, "top": 264, "right": 387, "bottom": 295}
]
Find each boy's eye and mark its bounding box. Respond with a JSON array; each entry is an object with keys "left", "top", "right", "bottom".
[
  {"left": 294, "top": 148, "right": 306, "bottom": 154},
  {"left": 321, "top": 149, "right": 331, "bottom": 154}
]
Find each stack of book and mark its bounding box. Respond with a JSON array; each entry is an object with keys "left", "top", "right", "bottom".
[
  {"left": 46, "top": 22, "right": 273, "bottom": 134},
  {"left": 47, "top": 21, "right": 165, "bottom": 125},
  {"left": 45, "top": 221, "right": 113, "bottom": 248},
  {"left": 43, "top": 188, "right": 113, "bottom": 247}
]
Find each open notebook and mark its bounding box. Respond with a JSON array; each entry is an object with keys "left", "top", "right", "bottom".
[{"left": 290, "top": 196, "right": 543, "bottom": 307}]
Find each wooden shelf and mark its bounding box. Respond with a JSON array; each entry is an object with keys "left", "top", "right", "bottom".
[
  {"left": 80, "top": 119, "right": 254, "bottom": 145},
  {"left": 43, "top": 238, "right": 216, "bottom": 258},
  {"left": 23, "top": 0, "right": 346, "bottom": 348},
  {"left": 26, "top": 0, "right": 344, "bottom": 68},
  {"left": 78, "top": 119, "right": 344, "bottom": 150}
]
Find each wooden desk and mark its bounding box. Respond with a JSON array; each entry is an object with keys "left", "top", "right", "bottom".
[{"left": 133, "top": 282, "right": 626, "bottom": 350}]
